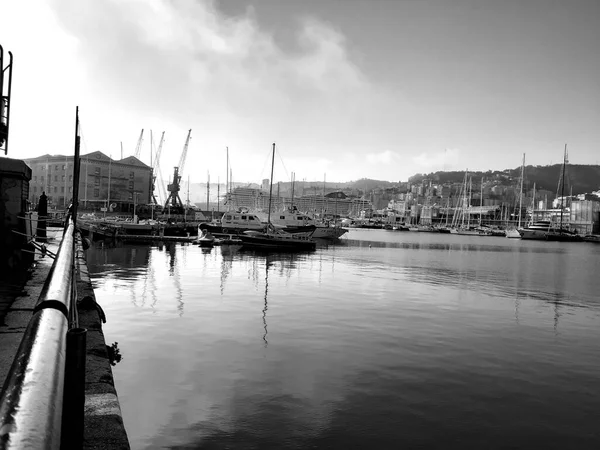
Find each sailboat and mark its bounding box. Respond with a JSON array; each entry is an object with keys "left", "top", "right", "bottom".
[
  {"left": 450, "top": 170, "right": 492, "bottom": 236},
  {"left": 239, "top": 143, "right": 317, "bottom": 251},
  {"left": 545, "top": 145, "right": 582, "bottom": 242},
  {"left": 506, "top": 154, "right": 525, "bottom": 238}
]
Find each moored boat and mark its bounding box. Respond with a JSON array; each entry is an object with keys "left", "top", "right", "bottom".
[
  {"left": 240, "top": 225, "right": 317, "bottom": 251},
  {"left": 519, "top": 221, "right": 553, "bottom": 240},
  {"left": 195, "top": 228, "right": 216, "bottom": 247},
  {"left": 239, "top": 143, "right": 317, "bottom": 252},
  {"left": 199, "top": 209, "right": 265, "bottom": 235}
]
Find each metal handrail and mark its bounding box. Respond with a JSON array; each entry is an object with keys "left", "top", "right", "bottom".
[{"left": 0, "top": 220, "right": 76, "bottom": 449}]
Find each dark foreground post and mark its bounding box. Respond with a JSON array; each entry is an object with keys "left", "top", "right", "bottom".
[
  {"left": 37, "top": 191, "right": 48, "bottom": 242},
  {"left": 61, "top": 327, "right": 87, "bottom": 450}
]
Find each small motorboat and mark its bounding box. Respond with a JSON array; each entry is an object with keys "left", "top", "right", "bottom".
[{"left": 196, "top": 229, "right": 216, "bottom": 247}]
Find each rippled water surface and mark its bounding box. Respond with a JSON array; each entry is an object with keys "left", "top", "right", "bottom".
[{"left": 86, "top": 229, "right": 600, "bottom": 449}]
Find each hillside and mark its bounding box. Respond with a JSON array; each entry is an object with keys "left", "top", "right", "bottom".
[{"left": 408, "top": 164, "right": 600, "bottom": 195}]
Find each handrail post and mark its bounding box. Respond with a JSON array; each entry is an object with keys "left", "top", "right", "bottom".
[{"left": 61, "top": 327, "right": 87, "bottom": 450}]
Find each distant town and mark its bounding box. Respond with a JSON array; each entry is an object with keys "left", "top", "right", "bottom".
[{"left": 22, "top": 150, "right": 600, "bottom": 236}]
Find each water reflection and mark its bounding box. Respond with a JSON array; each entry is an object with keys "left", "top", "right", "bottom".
[
  {"left": 86, "top": 232, "right": 600, "bottom": 449},
  {"left": 262, "top": 259, "right": 270, "bottom": 347},
  {"left": 343, "top": 238, "right": 568, "bottom": 253}
]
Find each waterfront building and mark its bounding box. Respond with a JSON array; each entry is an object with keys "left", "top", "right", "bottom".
[
  {"left": 24, "top": 152, "right": 152, "bottom": 213},
  {"left": 226, "top": 186, "right": 372, "bottom": 218},
  {"left": 569, "top": 200, "right": 600, "bottom": 235}
]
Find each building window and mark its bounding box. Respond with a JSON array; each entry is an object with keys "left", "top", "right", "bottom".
[
  {"left": 94, "top": 189, "right": 99, "bottom": 198},
  {"left": 55, "top": 176, "right": 58, "bottom": 181},
  {"left": 62, "top": 175, "right": 65, "bottom": 181},
  {"left": 62, "top": 165, "right": 66, "bottom": 170},
  {"left": 95, "top": 177, "right": 100, "bottom": 186},
  {"left": 61, "top": 187, "right": 65, "bottom": 193},
  {"left": 33, "top": 176, "right": 37, "bottom": 181},
  {"left": 33, "top": 186, "right": 37, "bottom": 192},
  {"left": 69, "top": 187, "right": 72, "bottom": 193},
  {"left": 55, "top": 165, "right": 59, "bottom": 170},
  {"left": 69, "top": 175, "right": 73, "bottom": 182},
  {"left": 94, "top": 167, "right": 100, "bottom": 175},
  {"left": 54, "top": 187, "right": 57, "bottom": 193},
  {"left": 130, "top": 171, "right": 134, "bottom": 179},
  {"left": 41, "top": 176, "right": 44, "bottom": 182},
  {"left": 128, "top": 192, "right": 133, "bottom": 200},
  {"left": 128, "top": 181, "right": 134, "bottom": 189}
]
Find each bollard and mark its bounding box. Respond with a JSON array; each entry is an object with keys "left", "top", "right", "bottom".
[{"left": 60, "top": 327, "right": 87, "bottom": 450}]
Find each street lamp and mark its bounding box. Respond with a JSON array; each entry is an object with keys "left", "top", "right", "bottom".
[{"left": 133, "top": 192, "right": 140, "bottom": 224}]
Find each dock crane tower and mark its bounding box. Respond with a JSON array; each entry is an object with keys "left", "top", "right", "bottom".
[
  {"left": 133, "top": 129, "right": 144, "bottom": 159},
  {"left": 164, "top": 129, "right": 192, "bottom": 210},
  {"left": 151, "top": 131, "right": 167, "bottom": 205}
]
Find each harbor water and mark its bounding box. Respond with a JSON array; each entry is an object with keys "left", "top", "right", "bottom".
[{"left": 86, "top": 229, "right": 600, "bottom": 449}]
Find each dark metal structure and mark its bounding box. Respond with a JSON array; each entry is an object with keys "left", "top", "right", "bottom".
[
  {"left": 164, "top": 129, "right": 192, "bottom": 209},
  {"left": 0, "top": 44, "right": 14, "bottom": 154}
]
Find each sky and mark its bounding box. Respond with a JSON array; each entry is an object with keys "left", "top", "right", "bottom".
[{"left": 1, "top": 0, "right": 599, "bottom": 184}]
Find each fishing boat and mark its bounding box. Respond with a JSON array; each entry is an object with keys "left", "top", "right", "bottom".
[{"left": 239, "top": 143, "right": 317, "bottom": 252}]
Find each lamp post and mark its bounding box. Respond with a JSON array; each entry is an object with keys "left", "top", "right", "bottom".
[{"left": 133, "top": 192, "right": 140, "bottom": 224}]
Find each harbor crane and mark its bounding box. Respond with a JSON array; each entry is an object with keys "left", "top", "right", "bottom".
[
  {"left": 164, "top": 129, "right": 192, "bottom": 209},
  {"left": 133, "top": 129, "right": 144, "bottom": 159},
  {"left": 151, "top": 131, "right": 167, "bottom": 206}
]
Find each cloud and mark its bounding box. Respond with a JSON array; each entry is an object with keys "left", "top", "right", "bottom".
[
  {"left": 412, "top": 148, "right": 462, "bottom": 171},
  {"left": 365, "top": 150, "right": 400, "bottom": 165},
  {"left": 38, "top": 0, "right": 381, "bottom": 182},
  {"left": 48, "top": 0, "right": 367, "bottom": 121}
]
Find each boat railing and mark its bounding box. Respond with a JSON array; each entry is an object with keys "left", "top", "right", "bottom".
[{"left": 0, "top": 216, "right": 87, "bottom": 449}]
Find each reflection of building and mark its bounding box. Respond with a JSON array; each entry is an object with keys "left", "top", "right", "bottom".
[{"left": 24, "top": 152, "right": 152, "bottom": 211}]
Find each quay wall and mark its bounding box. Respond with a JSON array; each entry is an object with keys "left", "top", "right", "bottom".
[{"left": 76, "top": 239, "right": 131, "bottom": 449}]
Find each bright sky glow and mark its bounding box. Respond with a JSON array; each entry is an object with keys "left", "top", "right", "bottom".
[{"left": 1, "top": 0, "right": 599, "bottom": 183}]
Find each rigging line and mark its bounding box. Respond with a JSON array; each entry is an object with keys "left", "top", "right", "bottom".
[
  {"left": 258, "top": 147, "right": 272, "bottom": 180},
  {"left": 275, "top": 146, "right": 291, "bottom": 181}
]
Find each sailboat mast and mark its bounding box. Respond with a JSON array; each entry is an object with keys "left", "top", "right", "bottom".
[
  {"left": 480, "top": 177, "right": 484, "bottom": 225},
  {"left": 467, "top": 174, "right": 472, "bottom": 228},
  {"left": 291, "top": 172, "right": 295, "bottom": 207},
  {"left": 267, "top": 143, "right": 275, "bottom": 226},
  {"left": 560, "top": 144, "right": 567, "bottom": 228},
  {"left": 518, "top": 153, "right": 525, "bottom": 228},
  {"left": 531, "top": 182, "right": 536, "bottom": 224},
  {"left": 206, "top": 172, "right": 210, "bottom": 210}
]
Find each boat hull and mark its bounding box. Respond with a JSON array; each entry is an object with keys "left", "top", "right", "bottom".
[
  {"left": 519, "top": 229, "right": 549, "bottom": 240},
  {"left": 505, "top": 229, "right": 522, "bottom": 239},
  {"left": 312, "top": 226, "right": 348, "bottom": 240},
  {"left": 239, "top": 235, "right": 316, "bottom": 251}
]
